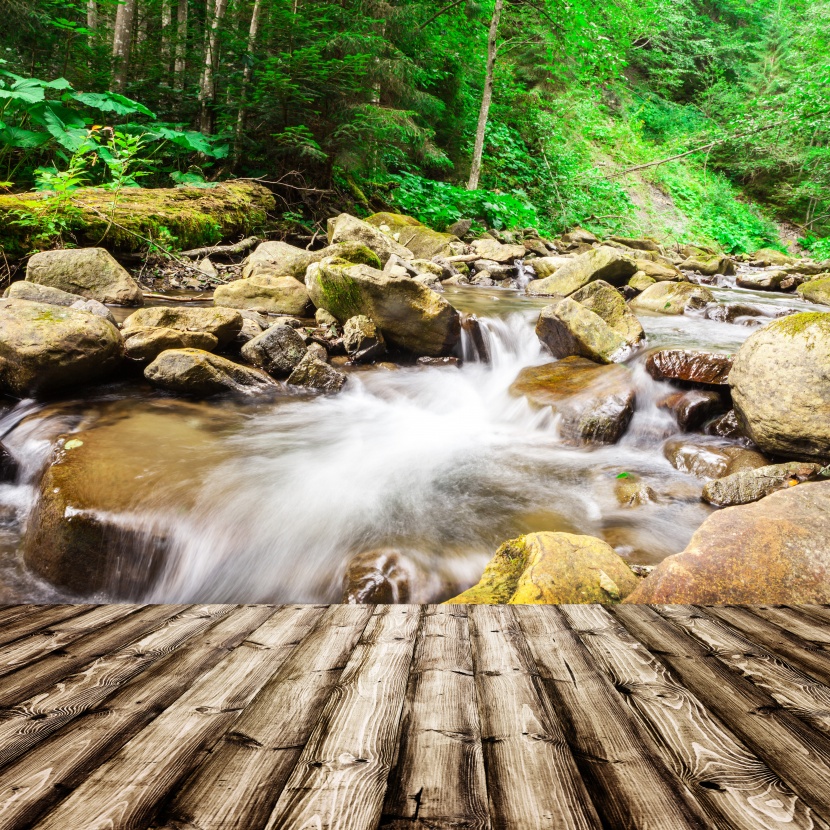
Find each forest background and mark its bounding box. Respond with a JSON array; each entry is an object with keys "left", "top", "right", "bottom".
[{"left": 2, "top": 0, "right": 830, "bottom": 256}]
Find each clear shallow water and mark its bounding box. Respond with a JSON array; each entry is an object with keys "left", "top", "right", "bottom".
[{"left": 0, "top": 276, "right": 817, "bottom": 603}]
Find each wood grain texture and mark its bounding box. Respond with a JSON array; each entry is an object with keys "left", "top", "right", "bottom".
[
  {"left": 32, "top": 605, "right": 324, "bottom": 830},
  {"left": 613, "top": 604, "right": 830, "bottom": 825},
  {"left": 380, "top": 605, "right": 490, "bottom": 830},
  {"left": 0, "top": 604, "right": 279, "bottom": 830},
  {"left": 514, "top": 605, "right": 711, "bottom": 830},
  {"left": 264, "top": 605, "right": 423, "bottom": 830},
  {"left": 0, "top": 605, "right": 94, "bottom": 648},
  {"left": 0, "top": 604, "right": 225, "bottom": 771},
  {"left": 656, "top": 605, "right": 830, "bottom": 737},
  {"left": 0, "top": 604, "right": 140, "bottom": 678},
  {"left": 0, "top": 603, "right": 187, "bottom": 706},
  {"left": 469, "top": 605, "right": 601, "bottom": 830},
  {"left": 750, "top": 606, "right": 830, "bottom": 646},
  {"left": 565, "top": 604, "right": 825, "bottom": 830},
  {"left": 156, "top": 603, "right": 374, "bottom": 830}
]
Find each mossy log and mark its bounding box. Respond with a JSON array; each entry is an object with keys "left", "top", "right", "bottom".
[{"left": 0, "top": 180, "right": 275, "bottom": 258}]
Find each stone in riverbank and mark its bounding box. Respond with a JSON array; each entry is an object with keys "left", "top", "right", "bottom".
[
  {"left": 663, "top": 437, "right": 767, "bottom": 479},
  {"left": 123, "top": 327, "right": 219, "bottom": 362},
  {"left": 122, "top": 306, "right": 243, "bottom": 347},
  {"left": 629, "top": 281, "right": 714, "bottom": 315},
  {"left": 214, "top": 275, "right": 312, "bottom": 316},
  {"left": 0, "top": 299, "right": 123, "bottom": 396},
  {"left": 510, "top": 358, "right": 636, "bottom": 444},
  {"left": 242, "top": 240, "right": 381, "bottom": 281},
  {"left": 446, "top": 532, "right": 639, "bottom": 604},
  {"left": 5, "top": 281, "right": 83, "bottom": 306},
  {"left": 306, "top": 257, "right": 460, "bottom": 356},
  {"left": 736, "top": 270, "right": 789, "bottom": 291},
  {"left": 526, "top": 246, "right": 638, "bottom": 297},
  {"left": 535, "top": 298, "right": 630, "bottom": 364},
  {"left": 241, "top": 324, "right": 308, "bottom": 375},
  {"left": 570, "top": 280, "right": 645, "bottom": 347},
  {"left": 797, "top": 277, "right": 830, "bottom": 306},
  {"left": 679, "top": 251, "right": 733, "bottom": 276},
  {"left": 328, "top": 213, "right": 413, "bottom": 265},
  {"left": 658, "top": 389, "right": 727, "bottom": 431},
  {"left": 625, "top": 481, "right": 830, "bottom": 604},
  {"left": 287, "top": 352, "right": 347, "bottom": 392},
  {"left": 702, "top": 461, "right": 824, "bottom": 506},
  {"left": 365, "top": 212, "right": 461, "bottom": 259},
  {"left": 645, "top": 349, "right": 733, "bottom": 386},
  {"left": 0, "top": 442, "right": 17, "bottom": 482},
  {"left": 26, "top": 247, "right": 143, "bottom": 306},
  {"left": 343, "top": 315, "right": 386, "bottom": 362},
  {"left": 729, "top": 312, "right": 830, "bottom": 460},
  {"left": 145, "top": 348, "right": 277, "bottom": 396}
]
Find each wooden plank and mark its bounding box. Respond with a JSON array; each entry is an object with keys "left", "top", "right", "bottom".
[
  {"left": 750, "top": 606, "right": 830, "bottom": 646},
  {"left": 514, "top": 606, "right": 711, "bottom": 830},
  {"left": 0, "top": 603, "right": 187, "bottom": 706},
  {"left": 782, "top": 605, "right": 830, "bottom": 627},
  {"left": 156, "top": 603, "right": 373, "bottom": 830},
  {"left": 706, "top": 605, "right": 830, "bottom": 687},
  {"left": 564, "top": 604, "right": 826, "bottom": 830},
  {"left": 380, "top": 605, "right": 490, "bottom": 830},
  {"left": 0, "top": 604, "right": 279, "bottom": 830},
  {"left": 0, "top": 605, "right": 52, "bottom": 630},
  {"left": 0, "top": 604, "right": 141, "bottom": 677},
  {"left": 0, "top": 604, "right": 226, "bottom": 770},
  {"left": 32, "top": 604, "right": 325, "bottom": 830},
  {"left": 0, "top": 605, "right": 94, "bottom": 648},
  {"left": 468, "top": 605, "right": 601, "bottom": 830},
  {"left": 613, "top": 604, "right": 830, "bottom": 824},
  {"left": 656, "top": 605, "right": 830, "bottom": 737},
  {"left": 263, "top": 605, "right": 423, "bottom": 830}
]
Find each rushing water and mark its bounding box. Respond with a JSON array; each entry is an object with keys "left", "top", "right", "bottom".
[{"left": 0, "top": 272, "right": 818, "bottom": 603}]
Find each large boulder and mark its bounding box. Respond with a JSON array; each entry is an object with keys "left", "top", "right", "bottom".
[
  {"left": 123, "top": 327, "right": 218, "bottom": 362},
  {"left": 797, "top": 277, "right": 830, "bottom": 306},
  {"left": 287, "top": 352, "right": 347, "bottom": 392},
  {"left": 122, "top": 306, "right": 243, "bottom": 347},
  {"left": 625, "top": 481, "right": 830, "bottom": 604},
  {"left": 570, "top": 280, "right": 645, "bottom": 347},
  {"left": 0, "top": 299, "right": 123, "bottom": 396},
  {"left": 241, "top": 240, "right": 380, "bottom": 281},
  {"left": 510, "top": 358, "right": 636, "bottom": 444},
  {"left": 22, "top": 400, "right": 235, "bottom": 596},
  {"left": 751, "top": 248, "right": 795, "bottom": 267},
  {"left": 629, "top": 281, "right": 714, "bottom": 315},
  {"left": 527, "top": 246, "right": 637, "bottom": 297},
  {"left": 645, "top": 349, "right": 733, "bottom": 386},
  {"left": 144, "top": 348, "right": 277, "bottom": 396},
  {"left": 306, "top": 257, "right": 460, "bottom": 356},
  {"left": 702, "top": 462, "right": 824, "bottom": 507},
  {"left": 365, "top": 212, "right": 461, "bottom": 259},
  {"left": 26, "top": 247, "right": 143, "bottom": 306},
  {"left": 445, "top": 532, "right": 639, "bottom": 604},
  {"left": 535, "top": 298, "right": 630, "bottom": 364},
  {"left": 5, "top": 281, "right": 83, "bottom": 306},
  {"left": 736, "top": 270, "right": 788, "bottom": 291},
  {"left": 214, "top": 275, "right": 311, "bottom": 316},
  {"left": 680, "top": 252, "right": 733, "bottom": 276},
  {"left": 729, "top": 312, "right": 830, "bottom": 460},
  {"left": 240, "top": 324, "right": 308, "bottom": 375},
  {"left": 327, "top": 213, "right": 413, "bottom": 264}
]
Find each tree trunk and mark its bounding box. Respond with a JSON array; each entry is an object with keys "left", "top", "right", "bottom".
[
  {"left": 174, "top": 0, "right": 188, "bottom": 91},
  {"left": 161, "top": 0, "right": 172, "bottom": 67},
  {"left": 86, "top": 0, "right": 98, "bottom": 31},
  {"left": 233, "top": 0, "right": 263, "bottom": 163},
  {"left": 199, "top": 0, "right": 229, "bottom": 134},
  {"left": 467, "top": 0, "right": 503, "bottom": 191},
  {"left": 111, "top": 0, "right": 137, "bottom": 92}
]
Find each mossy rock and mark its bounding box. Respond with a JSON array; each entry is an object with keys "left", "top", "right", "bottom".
[
  {"left": 0, "top": 180, "right": 274, "bottom": 257},
  {"left": 446, "top": 532, "right": 639, "bottom": 604},
  {"left": 797, "top": 277, "right": 830, "bottom": 307}
]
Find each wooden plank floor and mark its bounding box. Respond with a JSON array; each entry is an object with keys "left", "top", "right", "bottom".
[{"left": 2, "top": 606, "right": 830, "bottom": 828}]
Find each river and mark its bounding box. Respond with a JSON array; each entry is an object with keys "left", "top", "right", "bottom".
[{"left": 0, "top": 270, "right": 816, "bottom": 603}]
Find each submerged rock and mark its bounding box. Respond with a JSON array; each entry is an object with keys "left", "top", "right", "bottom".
[
  {"left": 343, "top": 315, "right": 386, "bottom": 362},
  {"left": 26, "top": 247, "right": 143, "bottom": 306},
  {"left": 124, "top": 326, "right": 219, "bottom": 362},
  {"left": 645, "top": 349, "right": 733, "bottom": 386},
  {"left": 625, "top": 481, "right": 830, "bottom": 604},
  {"left": 287, "top": 351, "right": 347, "bottom": 392},
  {"left": 535, "top": 298, "right": 630, "bottom": 364},
  {"left": 0, "top": 442, "right": 18, "bottom": 482},
  {"left": 445, "top": 532, "right": 639, "bottom": 604},
  {"left": 729, "top": 312, "right": 830, "bottom": 460},
  {"left": 797, "top": 277, "right": 830, "bottom": 306},
  {"left": 145, "top": 348, "right": 277, "bottom": 396},
  {"left": 214, "top": 275, "right": 311, "bottom": 316},
  {"left": 510, "top": 358, "right": 636, "bottom": 444},
  {"left": 240, "top": 324, "right": 308, "bottom": 375},
  {"left": 629, "top": 281, "right": 714, "bottom": 315},
  {"left": 0, "top": 299, "right": 123, "bottom": 397},
  {"left": 702, "top": 461, "right": 824, "bottom": 507},
  {"left": 527, "top": 246, "right": 637, "bottom": 297},
  {"left": 306, "top": 257, "right": 460, "bottom": 356},
  {"left": 123, "top": 306, "right": 243, "bottom": 347},
  {"left": 341, "top": 548, "right": 450, "bottom": 603}
]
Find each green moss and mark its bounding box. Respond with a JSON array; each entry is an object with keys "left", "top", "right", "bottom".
[
  {"left": 773, "top": 311, "right": 830, "bottom": 338},
  {"left": 445, "top": 536, "right": 531, "bottom": 604},
  {"left": 315, "top": 258, "right": 367, "bottom": 320}
]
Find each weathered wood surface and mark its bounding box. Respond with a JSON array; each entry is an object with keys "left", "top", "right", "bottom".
[{"left": 0, "top": 605, "right": 829, "bottom": 830}]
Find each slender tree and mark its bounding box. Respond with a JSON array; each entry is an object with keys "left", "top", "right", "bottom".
[
  {"left": 199, "top": 0, "right": 229, "bottom": 133},
  {"left": 174, "top": 0, "right": 188, "bottom": 91},
  {"left": 467, "top": 0, "right": 504, "bottom": 190},
  {"left": 233, "top": 0, "right": 262, "bottom": 163},
  {"left": 111, "top": 0, "right": 138, "bottom": 91}
]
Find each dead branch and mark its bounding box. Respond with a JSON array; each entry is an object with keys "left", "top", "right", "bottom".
[{"left": 179, "top": 236, "right": 261, "bottom": 259}]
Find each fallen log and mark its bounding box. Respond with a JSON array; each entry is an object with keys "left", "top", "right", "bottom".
[{"left": 0, "top": 181, "right": 275, "bottom": 258}]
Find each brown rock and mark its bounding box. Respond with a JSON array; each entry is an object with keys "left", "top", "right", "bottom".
[
  {"left": 663, "top": 437, "right": 768, "bottom": 479},
  {"left": 646, "top": 349, "right": 733, "bottom": 386},
  {"left": 123, "top": 327, "right": 219, "bottom": 362},
  {"left": 657, "top": 389, "right": 727, "bottom": 431}
]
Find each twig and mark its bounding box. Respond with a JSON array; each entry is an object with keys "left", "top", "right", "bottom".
[{"left": 418, "top": 0, "right": 466, "bottom": 30}]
